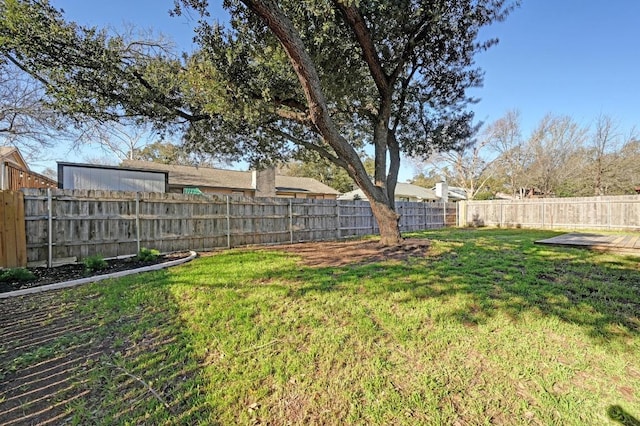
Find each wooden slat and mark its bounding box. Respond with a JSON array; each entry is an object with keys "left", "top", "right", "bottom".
[
  {"left": 0, "top": 191, "right": 27, "bottom": 268},
  {"left": 20, "top": 189, "right": 455, "bottom": 264}
]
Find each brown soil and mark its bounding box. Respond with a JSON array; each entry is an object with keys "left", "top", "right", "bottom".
[
  {"left": 259, "top": 238, "right": 432, "bottom": 267},
  {"left": 0, "top": 252, "right": 192, "bottom": 294}
]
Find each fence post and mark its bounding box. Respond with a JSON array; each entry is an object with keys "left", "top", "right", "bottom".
[
  {"left": 289, "top": 199, "right": 294, "bottom": 243},
  {"left": 135, "top": 192, "right": 141, "bottom": 254},
  {"left": 47, "top": 188, "right": 53, "bottom": 268},
  {"left": 608, "top": 198, "right": 611, "bottom": 230},
  {"left": 424, "top": 202, "right": 428, "bottom": 229},
  {"left": 455, "top": 201, "right": 459, "bottom": 227},
  {"left": 371, "top": 204, "right": 375, "bottom": 235},
  {"left": 226, "top": 195, "right": 231, "bottom": 248},
  {"left": 336, "top": 200, "right": 341, "bottom": 239}
]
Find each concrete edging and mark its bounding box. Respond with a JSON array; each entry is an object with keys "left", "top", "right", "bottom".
[{"left": 0, "top": 251, "right": 198, "bottom": 299}]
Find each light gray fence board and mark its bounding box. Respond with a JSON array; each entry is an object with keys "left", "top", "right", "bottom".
[
  {"left": 20, "top": 189, "right": 456, "bottom": 265},
  {"left": 461, "top": 196, "right": 640, "bottom": 231}
]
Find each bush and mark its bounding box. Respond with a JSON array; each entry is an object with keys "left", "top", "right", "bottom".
[
  {"left": 0, "top": 267, "right": 36, "bottom": 282},
  {"left": 135, "top": 247, "right": 160, "bottom": 262},
  {"left": 83, "top": 255, "right": 108, "bottom": 273}
]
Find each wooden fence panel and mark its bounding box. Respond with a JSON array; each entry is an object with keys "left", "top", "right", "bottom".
[
  {"left": 0, "top": 191, "right": 27, "bottom": 268},
  {"left": 462, "top": 196, "right": 640, "bottom": 231},
  {"left": 20, "top": 189, "right": 457, "bottom": 266}
]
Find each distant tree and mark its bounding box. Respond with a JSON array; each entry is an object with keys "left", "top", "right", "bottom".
[
  {"left": 129, "top": 141, "right": 198, "bottom": 166},
  {"left": 588, "top": 114, "right": 622, "bottom": 195},
  {"left": 418, "top": 127, "right": 495, "bottom": 199},
  {"left": 0, "top": 59, "right": 72, "bottom": 158},
  {"left": 83, "top": 155, "right": 117, "bottom": 166},
  {"left": 486, "top": 110, "right": 531, "bottom": 198},
  {"left": 79, "top": 122, "right": 156, "bottom": 161},
  {"left": 1, "top": 0, "right": 517, "bottom": 244},
  {"left": 610, "top": 132, "right": 640, "bottom": 194},
  {"left": 40, "top": 166, "right": 57, "bottom": 180},
  {"left": 409, "top": 170, "right": 441, "bottom": 189},
  {"left": 526, "top": 114, "right": 586, "bottom": 196},
  {"left": 282, "top": 157, "right": 354, "bottom": 193}
]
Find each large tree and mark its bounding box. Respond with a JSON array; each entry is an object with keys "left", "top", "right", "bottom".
[{"left": 1, "top": 0, "right": 516, "bottom": 245}]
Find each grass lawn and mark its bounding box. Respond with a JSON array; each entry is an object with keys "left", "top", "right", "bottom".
[{"left": 1, "top": 228, "right": 639, "bottom": 425}]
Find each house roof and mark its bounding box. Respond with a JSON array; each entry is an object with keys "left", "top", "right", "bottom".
[
  {"left": 338, "top": 182, "right": 439, "bottom": 201},
  {"left": 0, "top": 146, "right": 29, "bottom": 170},
  {"left": 120, "top": 160, "right": 339, "bottom": 195}
]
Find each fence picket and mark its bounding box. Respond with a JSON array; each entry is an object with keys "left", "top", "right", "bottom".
[
  {"left": 0, "top": 191, "right": 27, "bottom": 268},
  {"left": 16, "top": 189, "right": 456, "bottom": 266},
  {"left": 462, "top": 196, "right": 640, "bottom": 230}
]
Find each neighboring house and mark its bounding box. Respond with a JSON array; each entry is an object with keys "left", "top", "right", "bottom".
[
  {"left": 58, "top": 162, "right": 169, "bottom": 192},
  {"left": 339, "top": 181, "right": 467, "bottom": 203},
  {"left": 432, "top": 183, "right": 467, "bottom": 202},
  {"left": 0, "top": 146, "right": 57, "bottom": 190},
  {"left": 111, "top": 160, "right": 340, "bottom": 199},
  {"left": 338, "top": 182, "right": 440, "bottom": 202}
]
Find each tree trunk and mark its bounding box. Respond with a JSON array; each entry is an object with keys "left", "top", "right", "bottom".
[
  {"left": 243, "top": 0, "right": 404, "bottom": 245},
  {"left": 369, "top": 196, "right": 402, "bottom": 246}
]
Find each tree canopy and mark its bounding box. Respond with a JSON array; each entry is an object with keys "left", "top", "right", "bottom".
[{"left": 1, "top": 0, "right": 517, "bottom": 244}]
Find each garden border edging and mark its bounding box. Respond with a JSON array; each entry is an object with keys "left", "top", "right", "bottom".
[{"left": 0, "top": 251, "right": 197, "bottom": 299}]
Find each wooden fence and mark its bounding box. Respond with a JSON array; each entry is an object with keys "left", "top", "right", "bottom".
[
  {"left": 460, "top": 195, "right": 640, "bottom": 231},
  {"left": 0, "top": 191, "right": 27, "bottom": 268},
  {"left": 19, "top": 189, "right": 457, "bottom": 267}
]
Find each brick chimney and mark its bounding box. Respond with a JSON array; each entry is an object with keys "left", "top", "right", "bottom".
[{"left": 251, "top": 167, "right": 276, "bottom": 197}]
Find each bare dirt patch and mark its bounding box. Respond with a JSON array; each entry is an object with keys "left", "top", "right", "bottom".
[{"left": 265, "top": 238, "right": 432, "bottom": 267}]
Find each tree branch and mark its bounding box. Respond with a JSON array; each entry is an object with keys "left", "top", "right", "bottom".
[
  {"left": 129, "top": 70, "right": 208, "bottom": 122},
  {"left": 270, "top": 127, "right": 348, "bottom": 169},
  {"left": 240, "top": 0, "right": 374, "bottom": 194},
  {"left": 5, "top": 54, "right": 52, "bottom": 87},
  {"left": 334, "top": 2, "right": 389, "bottom": 96}
]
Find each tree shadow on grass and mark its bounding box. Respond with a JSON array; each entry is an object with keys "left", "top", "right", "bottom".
[
  {"left": 608, "top": 405, "right": 640, "bottom": 426},
  {"left": 168, "top": 242, "right": 639, "bottom": 349},
  {"left": 205, "top": 232, "right": 640, "bottom": 344},
  {"left": 0, "top": 270, "right": 219, "bottom": 425}
]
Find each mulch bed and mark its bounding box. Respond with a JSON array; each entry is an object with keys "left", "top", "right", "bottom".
[{"left": 0, "top": 252, "right": 192, "bottom": 294}]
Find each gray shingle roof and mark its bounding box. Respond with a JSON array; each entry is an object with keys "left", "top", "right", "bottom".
[
  {"left": 121, "top": 160, "right": 339, "bottom": 195},
  {"left": 338, "top": 182, "right": 439, "bottom": 201}
]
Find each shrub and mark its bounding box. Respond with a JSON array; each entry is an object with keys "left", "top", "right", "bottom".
[
  {"left": 135, "top": 247, "right": 160, "bottom": 262},
  {"left": 83, "top": 255, "right": 108, "bottom": 273},
  {"left": 0, "top": 267, "right": 36, "bottom": 282}
]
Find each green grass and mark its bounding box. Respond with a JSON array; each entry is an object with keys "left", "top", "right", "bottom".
[{"left": 4, "top": 228, "right": 640, "bottom": 425}]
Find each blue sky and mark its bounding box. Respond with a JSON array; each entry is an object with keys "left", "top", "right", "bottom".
[{"left": 40, "top": 1, "right": 640, "bottom": 181}]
